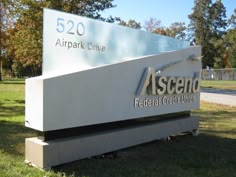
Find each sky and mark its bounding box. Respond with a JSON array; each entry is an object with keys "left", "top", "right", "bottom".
[{"left": 101, "top": 0, "right": 236, "bottom": 27}]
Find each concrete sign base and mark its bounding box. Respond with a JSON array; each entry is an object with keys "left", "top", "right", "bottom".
[{"left": 25, "top": 116, "right": 199, "bottom": 169}]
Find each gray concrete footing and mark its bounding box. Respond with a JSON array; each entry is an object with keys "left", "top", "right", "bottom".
[{"left": 25, "top": 116, "right": 199, "bottom": 169}]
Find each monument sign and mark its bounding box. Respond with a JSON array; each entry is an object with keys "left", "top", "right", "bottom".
[{"left": 25, "top": 9, "right": 201, "bottom": 169}]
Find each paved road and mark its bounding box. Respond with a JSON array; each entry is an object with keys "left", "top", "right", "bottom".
[{"left": 200, "top": 88, "right": 236, "bottom": 107}]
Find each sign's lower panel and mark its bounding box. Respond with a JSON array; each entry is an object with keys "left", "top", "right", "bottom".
[{"left": 25, "top": 116, "right": 199, "bottom": 169}]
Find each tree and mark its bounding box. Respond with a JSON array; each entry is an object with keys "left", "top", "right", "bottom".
[
  {"left": 228, "top": 9, "right": 236, "bottom": 28},
  {"left": 5, "top": 0, "right": 117, "bottom": 76},
  {"left": 225, "top": 9, "right": 236, "bottom": 68},
  {"left": 144, "top": 18, "right": 187, "bottom": 40},
  {"left": 168, "top": 22, "right": 187, "bottom": 40},
  {"left": 49, "top": 0, "right": 117, "bottom": 22},
  {"left": 210, "top": 0, "right": 227, "bottom": 38},
  {"left": 0, "top": 1, "right": 3, "bottom": 80},
  {"left": 224, "top": 29, "right": 236, "bottom": 68},
  {"left": 153, "top": 22, "right": 187, "bottom": 40},
  {"left": 7, "top": 0, "right": 47, "bottom": 76},
  {"left": 153, "top": 27, "right": 168, "bottom": 36},
  {"left": 118, "top": 19, "right": 141, "bottom": 29},
  {"left": 188, "top": 0, "right": 227, "bottom": 68},
  {"left": 0, "top": 0, "right": 10, "bottom": 80},
  {"left": 144, "top": 18, "right": 162, "bottom": 32}
]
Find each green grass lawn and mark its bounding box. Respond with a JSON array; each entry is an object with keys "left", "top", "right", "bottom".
[
  {"left": 0, "top": 80, "right": 236, "bottom": 177},
  {"left": 201, "top": 80, "right": 236, "bottom": 90}
]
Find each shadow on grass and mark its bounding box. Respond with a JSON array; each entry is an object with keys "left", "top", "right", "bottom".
[
  {"left": 0, "top": 79, "right": 25, "bottom": 85},
  {"left": 202, "top": 129, "right": 236, "bottom": 135},
  {"left": 0, "top": 120, "right": 37, "bottom": 156},
  {"left": 194, "top": 109, "right": 236, "bottom": 123},
  {"left": 0, "top": 82, "right": 25, "bottom": 85},
  {"left": 0, "top": 105, "right": 25, "bottom": 118},
  {"left": 0, "top": 99, "right": 25, "bottom": 118},
  {"left": 52, "top": 133, "right": 236, "bottom": 177}
]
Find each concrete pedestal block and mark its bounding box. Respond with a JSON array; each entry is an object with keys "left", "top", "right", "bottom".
[{"left": 25, "top": 116, "right": 199, "bottom": 169}]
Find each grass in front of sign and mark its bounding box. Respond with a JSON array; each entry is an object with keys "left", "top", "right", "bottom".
[
  {"left": 0, "top": 80, "right": 236, "bottom": 177},
  {"left": 201, "top": 80, "right": 236, "bottom": 90}
]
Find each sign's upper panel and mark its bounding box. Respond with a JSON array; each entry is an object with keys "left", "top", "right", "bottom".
[{"left": 43, "top": 9, "right": 190, "bottom": 75}]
